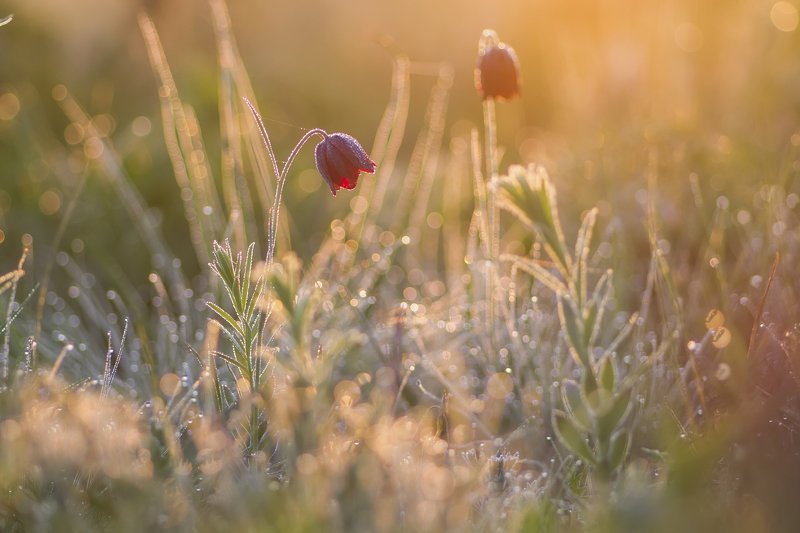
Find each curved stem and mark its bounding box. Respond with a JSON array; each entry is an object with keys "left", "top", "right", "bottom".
[
  {"left": 242, "top": 97, "right": 327, "bottom": 264},
  {"left": 267, "top": 128, "right": 327, "bottom": 264}
]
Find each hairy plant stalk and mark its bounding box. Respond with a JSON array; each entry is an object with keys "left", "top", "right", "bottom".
[
  {"left": 483, "top": 98, "right": 500, "bottom": 347},
  {"left": 243, "top": 97, "right": 326, "bottom": 265}
]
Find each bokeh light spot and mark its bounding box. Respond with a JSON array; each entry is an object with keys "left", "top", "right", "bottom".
[
  {"left": 349, "top": 195, "right": 368, "bottom": 214},
  {"left": 131, "top": 116, "right": 152, "bottom": 137},
  {"left": 426, "top": 212, "right": 443, "bottom": 229},
  {"left": 0, "top": 92, "right": 20, "bottom": 121},
  {"left": 771, "top": 2, "right": 799, "bottom": 32},
  {"left": 402, "top": 286, "right": 417, "bottom": 300},
  {"left": 39, "top": 190, "right": 62, "bottom": 215},
  {"left": 704, "top": 308, "right": 725, "bottom": 330},
  {"left": 92, "top": 114, "right": 115, "bottom": 137},
  {"left": 64, "top": 123, "right": 85, "bottom": 145},
  {"left": 715, "top": 363, "right": 732, "bottom": 381},
  {"left": 712, "top": 327, "right": 732, "bottom": 349},
  {"left": 159, "top": 373, "right": 180, "bottom": 396},
  {"left": 84, "top": 137, "right": 104, "bottom": 159},
  {"left": 51, "top": 84, "right": 67, "bottom": 102}
]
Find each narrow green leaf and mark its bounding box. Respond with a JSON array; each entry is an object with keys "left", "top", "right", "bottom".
[
  {"left": 582, "top": 368, "right": 599, "bottom": 400},
  {"left": 245, "top": 278, "right": 265, "bottom": 320},
  {"left": 208, "top": 356, "right": 224, "bottom": 414},
  {"left": 214, "top": 320, "right": 246, "bottom": 357},
  {"left": 573, "top": 207, "right": 597, "bottom": 307},
  {"left": 596, "top": 388, "right": 633, "bottom": 443},
  {"left": 553, "top": 410, "right": 595, "bottom": 464},
  {"left": 587, "top": 270, "right": 612, "bottom": 347},
  {"left": 212, "top": 241, "right": 236, "bottom": 288},
  {"left": 207, "top": 302, "right": 244, "bottom": 338},
  {"left": 557, "top": 295, "right": 590, "bottom": 368},
  {"left": 502, "top": 254, "right": 568, "bottom": 295},
  {"left": 561, "top": 380, "right": 592, "bottom": 431},
  {"left": 241, "top": 242, "right": 255, "bottom": 308},
  {"left": 210, "top": 350, "right": 247, "bottom": 371},
  {"left": 597, "top": 355, "right": 616, "bottom": 392},
  {"left": 607, "top": 430, "right": 631, "bottom": 472},
  {"left": 601, "top": 312, "right": 638, "bottom": 360}
]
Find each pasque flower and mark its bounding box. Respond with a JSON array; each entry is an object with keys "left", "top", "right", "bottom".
[
  {"left": 475, "top": 30, "right": 521, "bottom": 101},
  {"left": 244, "top": 96, "right": 378, "bottom": 268},
  {"left": 314, "top": 132, "right": 376, "bottom": 196}
]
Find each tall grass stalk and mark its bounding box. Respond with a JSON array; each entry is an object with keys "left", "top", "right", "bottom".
[{"left": 1, "top": 249, "right": 28, "bottom": 385}]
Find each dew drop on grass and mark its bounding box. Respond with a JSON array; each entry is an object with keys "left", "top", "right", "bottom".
[
  {"left": 712, "top": 327, "right": 731, "bottom": 349},
  {"left": 704, "top": 309, "right": 725, "bottom": 330}
]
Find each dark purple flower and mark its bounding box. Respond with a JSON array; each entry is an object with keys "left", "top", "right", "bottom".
[
  {"left": 314, "top": 133, "right": 376, "bottom": 196},
  {"left": 475, "top": 42, "right": 521, "bottom": 101}
]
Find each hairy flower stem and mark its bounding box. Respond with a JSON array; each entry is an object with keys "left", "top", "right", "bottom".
[
  {"left": 268, "top": 129, "right": 327, "bottom": 262},
  {"left": 483, "top": 98, "right": 500, "bottom": 349},
  {"left": 243, "top": 97, "right": 326, "bottom": 265}
]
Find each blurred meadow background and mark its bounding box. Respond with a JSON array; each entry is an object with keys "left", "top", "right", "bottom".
[{"left": 2, "top": 0, "right": 800, "bottom": 531}]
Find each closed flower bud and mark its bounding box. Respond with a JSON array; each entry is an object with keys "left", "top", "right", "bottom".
[
  {"left": 475, "top": 30, "right": 521, "bottom": 101},
  {"left": 314, "top": 132, "right": 376, "bottom": 196}
]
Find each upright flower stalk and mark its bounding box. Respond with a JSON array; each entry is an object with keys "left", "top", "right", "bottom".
[{"left": 475, "top": 29, "right": 521, "bottom": 347}]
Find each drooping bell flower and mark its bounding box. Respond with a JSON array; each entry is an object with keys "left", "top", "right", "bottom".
[
  {"left": 475, "top": 30, "right": 521, "bottom": 101},
  {"left": 314, "top": 132, "right": 376, "bottom": 196}
]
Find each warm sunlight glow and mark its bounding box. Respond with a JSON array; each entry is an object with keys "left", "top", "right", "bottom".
[{"left": 2, "top": 1, "right": 800, "bottom": 530}]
